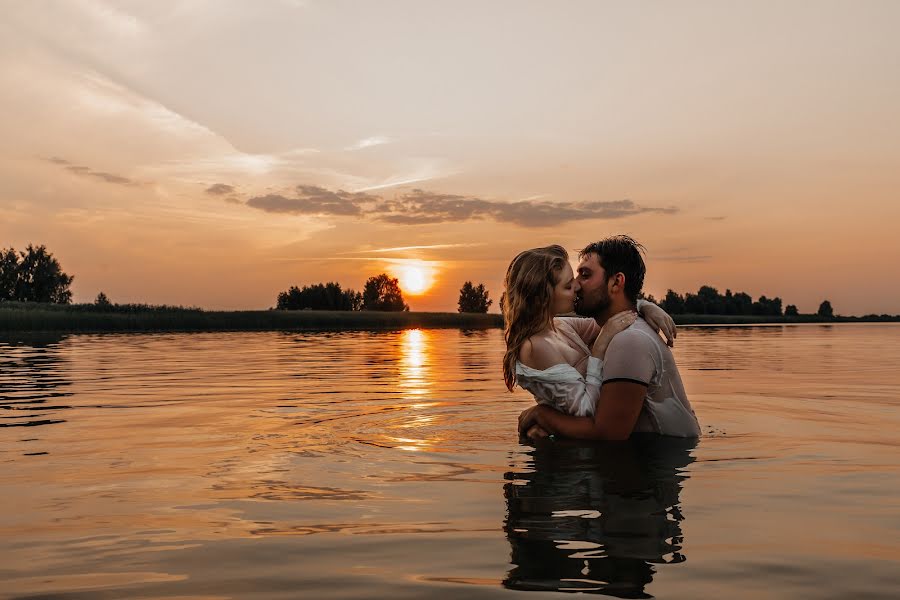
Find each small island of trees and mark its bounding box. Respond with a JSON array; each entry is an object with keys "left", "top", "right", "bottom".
[
  {"left": 275, "top": 274, "right": 408, "bottom": 312},
  {"left": 1, "top": 245, "right": 74, "bottom": 304},
  {"left": 458, "top": 281, "right": 492, "bottom": 313}
]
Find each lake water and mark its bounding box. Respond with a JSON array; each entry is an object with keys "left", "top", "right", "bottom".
[{"left": 1, "top": 324, "right": 898, "bottom": 599}]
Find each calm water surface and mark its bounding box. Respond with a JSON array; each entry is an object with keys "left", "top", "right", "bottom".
[{"left": 1, "top": 325, "right": 899, "bottom": 599}]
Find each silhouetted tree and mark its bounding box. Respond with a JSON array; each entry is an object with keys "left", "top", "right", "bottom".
[
  {"left": 722, "top": 289, "right": 733, "bottom": 314},
  {"left": 277, "top": 282, "right": 362, "bottom": 310},
  {"left": 817, "top": 300, "right": 834, "bottom": 318},
  {"left": 95, "top": 291, "right": 112, "bottom": 307},
  {"left": 458, "top": 281, "right": 493, "bottom": 313},
  {"left": 731, "top": 292, "right": 753, "bottom": 315},
  {"left": 697, "top": 285, "right": 725, "bottom": 315},
  {"left": 661, "top": 289, "right": 685, "bottom": 315},
  {"left": 785, "top": 304, "right": 799, "bottom": 317},
  {"left": 752, "top": 295, "right": 783, "bottom": 316},
  {"left": 0, "top": 247, "right": 17, "bottom": 301},
  {"left": 0, "top": 244, "right": 73, "bottom": 303},
  {"left": 362, "top": 273, "right": 408, "bottom": 311},
  {"left": 683, "top": 292, "right": 705, "bottom": 314}
]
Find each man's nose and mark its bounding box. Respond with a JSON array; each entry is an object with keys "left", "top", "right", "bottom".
[{"left": 573, "top": 280, "right": 582, "bottom": 293}]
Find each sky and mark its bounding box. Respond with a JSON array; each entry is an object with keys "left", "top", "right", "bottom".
[{"left": 1, "top": 0, "right": 899, "bottom": 314}]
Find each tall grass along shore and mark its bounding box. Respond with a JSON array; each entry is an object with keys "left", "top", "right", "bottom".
[
  {"left": 1, "top": 302, "right": 897, "bottom": 333},
  {"left": 0, "top": 302, "right": 503, "bottom": 333}
]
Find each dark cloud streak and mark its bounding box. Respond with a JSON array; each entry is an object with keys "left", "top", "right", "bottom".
[
  {"left": 47, "top": 157, "right": 138, "bottom": 186},
  {"left": 206, "top": 183, "right": 235, "bottom": 195},
  {"left": 243, "top": 184, "right": 679, "bottom": 227}
]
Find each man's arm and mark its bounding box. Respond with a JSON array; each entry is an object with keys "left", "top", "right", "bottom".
[{"left": 519, "top": 380, "right": 647, "bottom": 441}]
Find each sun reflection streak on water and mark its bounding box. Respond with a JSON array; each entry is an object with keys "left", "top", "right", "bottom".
[
  {"left": 392, "top": 329, "right": 439, "bottom": 451},
  {"left": 399, "top": 329, "right": 430, "bottom": 399}
]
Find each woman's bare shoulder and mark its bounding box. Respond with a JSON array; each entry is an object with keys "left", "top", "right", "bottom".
[{"left": 518, "top": 335, "right": 568, "bottom": 371}]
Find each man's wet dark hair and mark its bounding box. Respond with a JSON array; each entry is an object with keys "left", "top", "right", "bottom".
[{"left": 579, "top": 235, "right": 646, "bottom": 304}]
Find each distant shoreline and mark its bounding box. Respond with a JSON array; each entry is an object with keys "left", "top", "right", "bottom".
[
  {"left": 0, "top": 302, "right": 897, "bottom": 333},
  {"left": 0, "top": 303, "right": 503, "bottom": 333},
  {"left": 670, "top": 314, "right": 900, "bottom": 325}
]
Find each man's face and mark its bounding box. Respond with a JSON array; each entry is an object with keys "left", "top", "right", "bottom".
[{"left": 575, "top": 252, "right": 611, "bottom": 316}]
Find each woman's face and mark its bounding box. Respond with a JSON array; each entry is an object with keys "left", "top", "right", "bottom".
[{"left": 551, "top": 263, "right": 578, "bottom": 315}]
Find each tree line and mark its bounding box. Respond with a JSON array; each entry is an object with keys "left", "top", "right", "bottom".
[
  {"left": 0, "top": 243, "right": 497, "bottom": 314},
  {"left": 276, "top": 276, "right": 494, "bottom": 313},
  {"left": 652, "top": 286, "right": 835, "bottom": 317},
  {"left": 1, "top": 244, "right": 838, "bottom": 319}
]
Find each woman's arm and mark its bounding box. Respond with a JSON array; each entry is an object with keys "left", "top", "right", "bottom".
[
  {"left": 560, "top": 301, "right": 675, "bottom": 348},
  {"left": 559, "top": 317, "right": 602, "bottom": 346},
  {"left": 637, "top": 298, "right": 676, "bottom": 347}
]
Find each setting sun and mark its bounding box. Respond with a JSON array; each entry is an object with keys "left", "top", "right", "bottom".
[{"left": 393, "top": 262, "right": 436, "bottom": 296}]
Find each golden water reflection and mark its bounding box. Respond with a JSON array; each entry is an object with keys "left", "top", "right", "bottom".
[
  {"left": 392, "top": 329, "right": 438, "bottom": 451},
  {"left": 399, "top": 329, "right": 431, "bottom": 398}
]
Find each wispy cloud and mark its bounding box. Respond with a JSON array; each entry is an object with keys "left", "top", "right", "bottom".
[
  {"left": 346, "top": 136, "right": 392, "bottom": 151},
  {"left": 80, "top": 0, "right": 145, "bottom": 37},
  {"left": 48, "top": 157, "right": 139, "bottom": 186},
  {"left": 242, "top": 184, "right": 678, "bottom": 227},
  {"left": 342, "top": 243, "right": 486, "bottom": 254},
  {"left": 353, "top": 175, "right": 442, "bottom": 193},
  {"left": 654, "top": 254, "right": 713, "bottom": 263}
]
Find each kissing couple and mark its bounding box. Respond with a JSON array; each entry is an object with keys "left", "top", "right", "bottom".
[{"left": 505, "top": 236, "right": 701, "bottom": 441}]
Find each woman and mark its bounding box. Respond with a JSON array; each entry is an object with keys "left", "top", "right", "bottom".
[{"left": 503, "top": 244, "right": 673, "bottom": 425}]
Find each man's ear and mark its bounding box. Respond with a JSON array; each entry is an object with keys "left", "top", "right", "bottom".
[{"left": 610, "top": 273, "right": 625, "bottom": 294}]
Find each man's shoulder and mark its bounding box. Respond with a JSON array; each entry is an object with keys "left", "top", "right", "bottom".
[
  {"left": 610, "top": 319, "right": 662, "bottom": 347},
  {"left": 607, "top": 321, "right": 662, "bottom": 355}
]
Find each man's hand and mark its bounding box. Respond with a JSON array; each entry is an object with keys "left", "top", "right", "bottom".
[
  {"left": 641, "top": 302, "right": 676, "bottom": 347},
  {"left": 518, "top": 404, "right": 551, "bottom": 436},
  {"left": 526, "top": 424, "right": 551, "bottom": 440}
]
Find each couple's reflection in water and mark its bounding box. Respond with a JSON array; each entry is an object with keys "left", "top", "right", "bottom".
[{"left": 504, "top": 434, "right": 696, "bottom": 597}]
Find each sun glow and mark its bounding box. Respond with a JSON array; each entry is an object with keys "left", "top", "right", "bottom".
[{"left": 394, "top": 262, "right": 436, "bottom": 296}]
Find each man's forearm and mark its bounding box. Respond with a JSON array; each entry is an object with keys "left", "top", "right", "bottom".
[
  {"left": 535, "top": 407, "right": 606, "bottom": 440},
  {"left": 534, "top": 380, "right": 646, "bottom": 441}
]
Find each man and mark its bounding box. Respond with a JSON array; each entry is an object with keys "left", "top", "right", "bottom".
[{"left": 518, "top": 236, "right": 701, "bottom": 441}]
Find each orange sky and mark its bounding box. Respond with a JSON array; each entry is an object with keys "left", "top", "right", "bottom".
[{"left": 2, "top": 1, "right": 899, "bottom": 314}]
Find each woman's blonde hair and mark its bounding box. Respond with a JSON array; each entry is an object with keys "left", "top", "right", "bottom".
[{"left": 502, "top": 244, "right": 569, "bottom": 392}]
